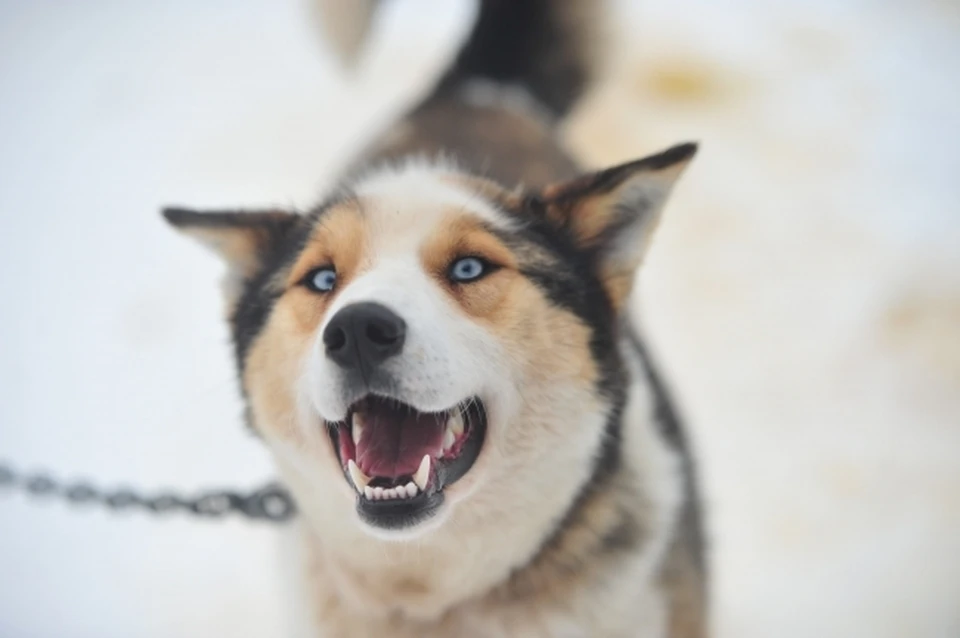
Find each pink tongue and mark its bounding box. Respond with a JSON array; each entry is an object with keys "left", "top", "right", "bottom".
[{"left": 355, "top": 407, "right": 445, "bottom": 478}]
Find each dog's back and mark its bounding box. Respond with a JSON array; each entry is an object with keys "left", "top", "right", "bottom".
[{"left": 326, "top": 0, "right": 603, "bottom": 186}]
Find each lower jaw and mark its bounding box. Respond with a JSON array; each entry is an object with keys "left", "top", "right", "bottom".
[{"left": 356, "top": 489, "right": 446, "bottom": 532}]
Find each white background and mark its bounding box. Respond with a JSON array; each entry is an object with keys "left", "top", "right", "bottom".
[{"left": 1, "top": 0, "right": 958, "bottom": 636}]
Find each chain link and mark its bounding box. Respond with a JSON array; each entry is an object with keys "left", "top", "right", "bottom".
[{"left": 0, "top": 462, "right": 296, "bottom": 523}]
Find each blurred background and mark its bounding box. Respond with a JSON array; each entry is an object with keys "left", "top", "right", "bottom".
[{"left": 0, "top": 0, "right": 958, "bottom": 636}]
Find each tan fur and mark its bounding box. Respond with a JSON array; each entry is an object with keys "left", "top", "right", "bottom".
[
  {"left": 167, "top": 209, "right": 297, "bottom": 306},
  {"left": 418, "top": 215, "right": 522, "bottom": 323},
  {"left": 661, "top": 539, "right": 709, "bottom": 638},
  {"left": 541, "top": 158, "right": 694, "bottom": 311},
  {"left": 286, "top": 203, "right": 368, "bottom": 288},
  {"left": 169, "top": 3, "right": 704, "bottom": 634},
  {"left": 242, "top": 205, "right": 367, "bottom": 443},
  {"left": 282, "top": 204, "right": 370, "bottom": 335},
  {"left": 186, "top": 225, "right": 265, "bottom": 279},
  {"left": 180, "top": 154, "right": 700, "bottom": 637},
  {"left": 272, "top": 346, "right": 687, "bottom": 637},
  {"left": 222, "top": 157, "right": 699, "bottom": 635},
  {"left": 416, "top": 210, "right": 602, "bottom": 387},
  {"left": 244, "top": 302, "right": 315, "bottom": 443}
]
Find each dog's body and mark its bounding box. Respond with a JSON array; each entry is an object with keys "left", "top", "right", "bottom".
[{"left": 164, "top": 1, "right": 707, "bottom": 636}]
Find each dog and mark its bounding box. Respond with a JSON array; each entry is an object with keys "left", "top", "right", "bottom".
[{"left": 163, "top": 1, "right": 706, "bottom": 635}]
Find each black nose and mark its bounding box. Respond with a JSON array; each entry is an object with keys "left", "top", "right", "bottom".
[{"left": 323, "top": 302, "right": 407, "bottom": 371}]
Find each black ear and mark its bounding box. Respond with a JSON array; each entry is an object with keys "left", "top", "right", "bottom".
[
  {"left": 162, "top": 207, "right": 299, "bottom": 302},
  {"left": 537, "top": 142, "right": 697, "bottom": 310}
]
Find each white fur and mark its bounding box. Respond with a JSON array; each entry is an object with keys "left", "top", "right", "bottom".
[
  {"left": 251, "top": 163, "right": 685, "bottom": 634},
  {"left": 620, "top": 333, "right": 686, "bottom": 584},
  {"left": 354, "top": 159, "right": 518, "bottom": 231},
  {"left": 298, "top": 164, "right": 526, "bottom": 540},
  {"left": 271, "top": 327, "right": 682, "bottom": 636},
  {"left": 303, "top": 162, "right": 520, "bottom": 435}
]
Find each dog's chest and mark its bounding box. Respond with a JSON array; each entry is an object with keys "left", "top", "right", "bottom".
[
  {"left": 289, "top": 554, "right": 667, "bottom": 638},
  {"left": 302, "top": 599, "right": 643, "bottom": 638}
]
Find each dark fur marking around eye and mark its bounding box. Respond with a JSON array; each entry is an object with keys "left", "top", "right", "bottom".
[
  {"left": 231, "top": 224, "right": 308, "bottom": 374},
  {"left": 480, "top": 202, "right": 645, "bottom": 569},
  {"left": 484, "top": 190, "right": 706, "bottom": 575},
  {"left": 487, "top": 202, "right": 625, "bottom": 399},
  {"left": 231, "top": 192, "right": 359, "bottom": 380}
]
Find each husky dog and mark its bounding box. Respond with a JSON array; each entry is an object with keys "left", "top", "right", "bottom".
[{"left": 163, "top": 0, "right": 706, "bottom": 635}]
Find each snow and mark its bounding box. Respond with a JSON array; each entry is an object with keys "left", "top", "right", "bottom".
[{"left": 1, "top": 0, "right": 958, "bottom": 636}]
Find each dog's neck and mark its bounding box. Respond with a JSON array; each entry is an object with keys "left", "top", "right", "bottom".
[
  {"left": 279, "top": 433, "right": 607, "bottom": 621},
  {"left": 272, "top": 372, "right": 661, "bottom": 626}
]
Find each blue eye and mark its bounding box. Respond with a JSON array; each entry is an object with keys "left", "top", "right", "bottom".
[
  {"left": 449, "top": 257, "right": 488, "bottom": 283},
  {"left": 306, "top": 267, "right": 337, "bottom": 292}
]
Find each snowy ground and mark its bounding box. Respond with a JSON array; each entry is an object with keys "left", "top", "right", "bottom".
[{"left": 1, "top": 1, "right": 958, "bottom": 637}]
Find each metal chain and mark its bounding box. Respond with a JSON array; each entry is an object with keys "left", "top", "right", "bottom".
[{"left": 0, "top": 462, "right": 296, "bottom": 523}]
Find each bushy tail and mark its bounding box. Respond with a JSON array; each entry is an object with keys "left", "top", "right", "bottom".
[{"left": 315, "top": 0, "right": 608, "bottom": 119}]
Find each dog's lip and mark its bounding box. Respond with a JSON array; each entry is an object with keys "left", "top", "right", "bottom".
[{"left": 325, "top": 395, "right": 487, "bottom": 528}]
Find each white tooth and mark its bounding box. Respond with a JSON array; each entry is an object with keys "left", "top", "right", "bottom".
[
  {"left": 404, "top": 482, "right": 418, "bottom": 498},
  {"left": 347, "top": 459, "right": 370, "bottom": 493},
  {"left": 384, "top": 488, "right": 395, "bottom": 500},
  {"left": 413, "top": 455, "right": 431, "bottom": 491},
  {"left": 447, "top": 410, "right": 465, "bottom": 437},
  {"left": 374, "top": 487, "right": 384, "bottom": 500},
  {"left": 364, "top": 486, "right": 374, "bottom": 500},
  {"left": 443, "top": 428, "right": 456, "bottom": 451},
  {"left": 351, "top": 413, "right": 364, "bottom": 444}
]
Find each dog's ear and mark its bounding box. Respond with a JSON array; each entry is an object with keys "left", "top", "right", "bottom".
[
  {"left": 162, "top": 207, "right": 299, "bottom": 304},
  {"left": 537, "top": 142, "right": 697, "bottom": 311}
]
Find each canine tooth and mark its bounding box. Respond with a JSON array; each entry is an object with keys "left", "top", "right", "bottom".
[
  {"left": 413, "top": 455, "right": 431, "bottom": 491},
  {"left": 442, "top": 428, "right": 456, "bottom": 451},
  {"left": 383, "top": 488, "right": 395, "bottom": 500},
  {"left": 404, "top": 482, "right": 418, "bottom": 498},
  {"left": 447, "top": 410, "right": 465, "bottom": 437},
  {"left": 374, "top": 486, "right": 384, "bottom": 500},
  {"left": 351, "top": 413, "right": 363, "bottom": 444},
  {"left": 364, "top": 486, "right": 374, "bottom": 500},
  {"left": 347, "top": 459, "right": 370, "bottom": 493}
]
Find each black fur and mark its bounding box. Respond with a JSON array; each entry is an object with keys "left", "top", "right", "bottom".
[
  {"left": 435, "top": 0, "right": 600, "bottom": 118},
  {"left": 488, "top": 201, "right": 642, "bottom": 562},
  {"left": 162, "top": 206, "right": 305, "bottom": 379},
  {"left": 161, "top": 0, "right": 702, "bottom": 581},
  {"left": 489, "top": 191, "right": 704, "bottom": 572},
  {"left": 488, "top": 203, "right": 625, "bottom": 400},
  {"left": 627, "top": 329, "right": 707, "bottom": 576},
  {"left": 546, "top": 143, "right": 698, "bottom": 205}
]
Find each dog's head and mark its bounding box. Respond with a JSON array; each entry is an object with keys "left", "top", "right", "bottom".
[{"left": 164, "top": 143, "right": 695, "bottom": 540}]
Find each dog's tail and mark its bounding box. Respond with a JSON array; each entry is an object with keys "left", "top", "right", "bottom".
[{"left": 316, "top": 0, "right": 609, "bottom": 119}]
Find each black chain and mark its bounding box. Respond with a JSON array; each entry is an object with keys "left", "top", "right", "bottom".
[{"left": 0, "top": 462, "right": 296, "bottom": 523}]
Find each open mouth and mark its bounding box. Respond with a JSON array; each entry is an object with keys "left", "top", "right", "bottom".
[{"left": 328, "top": 395, "right": 487, "bottom": 530}]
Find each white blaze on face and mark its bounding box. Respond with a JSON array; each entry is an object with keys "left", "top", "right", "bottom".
[{"left": 301, "top": 162, "right": 519, "bottom": 425}]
